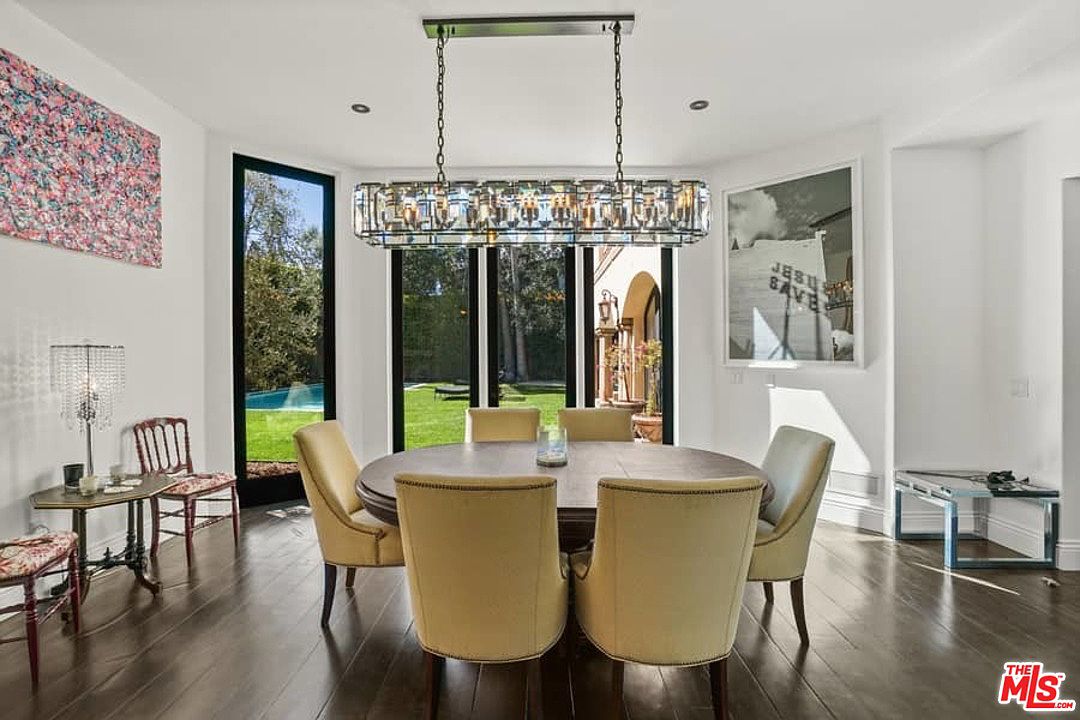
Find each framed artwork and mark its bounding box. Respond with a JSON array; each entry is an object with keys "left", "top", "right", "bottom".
[
  {"left": 0, "top": 48, "right": 162, "bottom": 267},
  {"left": 722, "top": 160, "right": 862, "bottom": 367}
]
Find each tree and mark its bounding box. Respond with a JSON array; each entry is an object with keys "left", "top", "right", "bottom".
[
  {"left": 242, "top": 171, "right": 324, "bottom": 391},
  {"left": 497, "top": 246, "right": 565, "bottom": 382}
]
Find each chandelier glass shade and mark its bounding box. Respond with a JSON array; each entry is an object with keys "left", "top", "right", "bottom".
[
  {"left": 355, "top": 178, "right": 709, "bottom": 247},
  {"left": 355, "top": 15, "right": 710, "bottom": 248}
]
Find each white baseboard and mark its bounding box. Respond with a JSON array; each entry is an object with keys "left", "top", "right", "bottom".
[
  {"left": 986, "top": 513, "right": 1045, "bottom": 560},
  {"left": 1057, "top": 539, "right": 1080, "bottom": 571},
  {"left": 896, "top": 500, "right": 1070, "bottom": 567},
  {"left": 819, "top": 491, "right": 885, "bottom": 534},
  {"left": 899, "top": 509, "right": 979, "bottom": 535}
]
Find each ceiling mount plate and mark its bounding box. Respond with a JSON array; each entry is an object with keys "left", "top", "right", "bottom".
[{"left": 422, "top": 14, "right": 635, "bottom": 39}]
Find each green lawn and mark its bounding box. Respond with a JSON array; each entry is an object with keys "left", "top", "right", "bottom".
[
  {"left": 245, "top": 382, "right": 565, "bottom": 459},
  {"left": 404, "top": 382, "right": 565, "bottom": 449},
  {"left": 246, "top": 409, "right": 323, "bottom": 461}
]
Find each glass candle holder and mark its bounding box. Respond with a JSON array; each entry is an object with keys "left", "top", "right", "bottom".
[{"left": 536, "top": 426, "right": 568, "bottom": 467}]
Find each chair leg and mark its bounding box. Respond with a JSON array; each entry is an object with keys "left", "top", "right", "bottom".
[
  {"left": 563, "top": 607, "right": 578, "bottom": 661},
  {"left": 345, "top": 567, "right": 357, "bottom": 588},
  {"left": 708, "top": 657, "right": 728, "bottom": 720},
  {"left": 24, "top": 580, "right": 39, "bottom": 686},
  {"left": 230, "top": 485, "right": 240, "bottom": 546},
  {"left": 149, "top": 495, "right": 161, "bottom": 558},
  {"left": 321, "top": 563, "right": 337, "bottom": 628},
  {"left": 611, "top": 659, "right": 625, "bottom": 720},
  {"left": 527, "top": 657, "right": 544, "bottom": 719},
  {"left": 183, "top": 498, "right": 195, "bottom": 566},
  {"left": 791, "top": 577, "right": 809, "bottom": 645},
  {"left": 424, "top": 650, "right": 444, "bottom": 720},
  {"left": 68, "top": 549, "right": 81, "bottom": 634},
  {"left": 763, "top": 581, "right": 774, "bottom": 604}
]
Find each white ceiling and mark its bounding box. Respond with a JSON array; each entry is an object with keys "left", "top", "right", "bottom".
[{"left": 18, "top": 0, "right": 1051, "bottom": 169}]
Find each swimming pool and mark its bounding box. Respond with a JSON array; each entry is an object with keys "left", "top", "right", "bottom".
[{"left": 246, "top": 383, "right": 324, "bottom": 411}]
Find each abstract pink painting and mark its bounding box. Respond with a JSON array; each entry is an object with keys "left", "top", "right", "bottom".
[{"left": 0, "top": 48, "right": 162, "bottom": 267}]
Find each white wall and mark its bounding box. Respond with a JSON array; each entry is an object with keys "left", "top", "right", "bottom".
[
  {"left": 886, "top": 118, "right": 1080, "bottom": 566},
  {"left": 985, "top": 116, "right": 1080, "bottom": 567},
  {"left": 704, "top": 123, "right": 890, "bottom": 531},
  {"left": 892, "top": 148, "right": 987, "bottom": 466},
  {"left": 0, "top": 1, "right": 207, "bottom": 549}
]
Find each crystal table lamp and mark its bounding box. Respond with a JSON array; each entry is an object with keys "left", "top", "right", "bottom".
[{"left": 50, "top": 343, "right": 126, "bottom": 477}]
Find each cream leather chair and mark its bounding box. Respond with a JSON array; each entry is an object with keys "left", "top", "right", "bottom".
[
  {"left": 293, "top": 421, "right": 404, "bottom": 628},
  {"left": 750, "top": 425, "right": 835, "bottom": 645},
  {"left": 557, "top": 407, "right": 633, "bottom": 442},
  {"left": 395, "top": 473, "right": 568, "bottom": 720},
  {"left": 465, "top": 407, "right": 540, "bottom": 442},
  {"left": 571, "top": 476, "right": 763, "bottom": 720}
]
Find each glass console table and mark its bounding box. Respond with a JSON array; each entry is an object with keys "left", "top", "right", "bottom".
[{"left": 894, "top": 470, "right": 1059, "bottom": 569}]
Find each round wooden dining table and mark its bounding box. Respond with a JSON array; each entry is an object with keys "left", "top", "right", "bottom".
[{"left": 356, "top": 441, "right": 774, "bottom": 550}]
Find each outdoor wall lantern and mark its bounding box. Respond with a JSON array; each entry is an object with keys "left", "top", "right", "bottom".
[{"left": 598, "top": 289, "right": 619, "bottom": 329}]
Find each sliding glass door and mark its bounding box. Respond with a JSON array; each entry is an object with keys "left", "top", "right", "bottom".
[
  {"left": 586, "top": 247, "right": 673, "bottom": 443},
  {"left": 390, "top": 245, "right": 671, "bottom": 446},
  {"left": 233, "top": 155, "right": 334, "bottom": 505},
  {"left": 487, "top": 247, "right": 576, "bottom": 428},
  {"left": 394, "top": 248, "right": 477, "bottom": 450}
]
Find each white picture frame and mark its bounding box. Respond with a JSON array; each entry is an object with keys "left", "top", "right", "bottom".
[{"left": 721, "top": 159, "right": 863, "bottom": 368}]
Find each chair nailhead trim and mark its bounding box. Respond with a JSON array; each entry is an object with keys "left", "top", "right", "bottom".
[
  {"left": 597, "top": 481, "right": 762, "bottom": 496},
  {"left": 394, "top": 479, "right": 555, "bottom": 492}
]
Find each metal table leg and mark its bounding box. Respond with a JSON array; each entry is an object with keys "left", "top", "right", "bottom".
[
  {"left": 132, "top": 499, "right": 161, "bottom": 594},
  {"left": 75, "top": 508, "right": 88, "bottom": 599}
]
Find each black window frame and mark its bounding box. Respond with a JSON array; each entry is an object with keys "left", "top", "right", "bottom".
[
  {"left": 391, "top": 248, "right": 481, "bottom": 453},
  {"left": 231, "top": 154, "right": 336, "bottom": 506},
  {"left": 486, "top": 247, "right": 577, "bottom": 409},
  {"left": 581, "top": 247, "right": 675, "bottom": 444}
]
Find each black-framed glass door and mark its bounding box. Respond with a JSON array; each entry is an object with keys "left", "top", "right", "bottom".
[
  {"left": 583, "top": 246, "right": 674, "bottom": 444},
  {"left": 232, "top": 154, "right": 335, "bottom": 506},
  {"left": 390, "top": 245, "right": 671, "bottom": 447},
  {"left": 391, "top": 248, "right": 480, "bottom": 452},
  {"left": 486, "top": 247, "right": 577, "bottom": 426}
]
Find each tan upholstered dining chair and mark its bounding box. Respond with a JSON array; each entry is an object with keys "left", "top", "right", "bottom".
[
  {"left": 395, "top": 473, "right": 568, "bottom": 720},
  {"left": 750, "top": 425, "right": 835, "bottom": 645},
  {"left": 571, "top": 476, "right": 763, "bottom": 720},
  {"left": 557, "top": 407, "right": 633, "bottom": 442},
  {"left": 293, "top": 421, "right": 404, "bottom": 628},
  {"left": 465, "top": 407, "right": 540, "bottom": 442}
]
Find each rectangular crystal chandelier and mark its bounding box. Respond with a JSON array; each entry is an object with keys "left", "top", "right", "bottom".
[{"left": 354, "top": 179, "right": 710, "bottom": 247}]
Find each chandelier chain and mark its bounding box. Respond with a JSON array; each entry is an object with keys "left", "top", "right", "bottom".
[
  {"left": 436, "top": 25, "right": 447, "bottom": 184},
  {"left": 613, "top": 21, "right": 624, "bottom": 183}
]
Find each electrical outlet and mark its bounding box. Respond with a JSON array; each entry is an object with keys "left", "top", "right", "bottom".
[
  {"left": 1010, "top": 378, "right": 1030, "bottom": 398},
  {"left": 730, "top": 370, "right": 743, "bottom": 385}
]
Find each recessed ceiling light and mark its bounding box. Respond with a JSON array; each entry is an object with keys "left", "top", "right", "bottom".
[
  {"left": 350, "top": 102, "right": 371, "bottom": 114},
  {"left": 689, "top": 99, "right": 709, "bottom": 111}
]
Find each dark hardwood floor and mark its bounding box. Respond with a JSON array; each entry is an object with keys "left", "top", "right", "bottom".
[{"left": 2, "top": 506, "right": 1076, "bottom": 719}]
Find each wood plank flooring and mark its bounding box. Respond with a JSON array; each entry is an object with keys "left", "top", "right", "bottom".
[{"left": 1, "top": 506, "right": 1076, "bottom": 719}]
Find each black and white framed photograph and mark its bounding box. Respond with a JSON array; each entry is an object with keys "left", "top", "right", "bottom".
[{"left": 722, "top": 160, "right": 862, "bottom": 367}]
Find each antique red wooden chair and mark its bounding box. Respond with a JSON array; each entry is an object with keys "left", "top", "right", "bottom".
[
  {"left": 133, "top": 417, "right": 239, "bottom": 565},
  {"left": 0, "top": 532, "right": 81, "bottom": 685}
]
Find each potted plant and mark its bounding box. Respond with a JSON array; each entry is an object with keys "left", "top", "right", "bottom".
[
  {"left": 605, "top": 344, "right": 645, "bottom": 413},
  {"left": 632, "top": 339, "right": 663, "bottom": 442}
]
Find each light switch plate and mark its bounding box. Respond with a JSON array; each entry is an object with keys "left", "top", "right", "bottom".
[{"left": 1010, "top": 378, "right": 1030, "bottom": 398}]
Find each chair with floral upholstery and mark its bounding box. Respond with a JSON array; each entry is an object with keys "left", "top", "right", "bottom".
[
  {"left": 0, "top": 532, "right": 81, "bottom": 685},
  {"left": 133, "top": 417, "right": 239, "bottom": 566}
]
